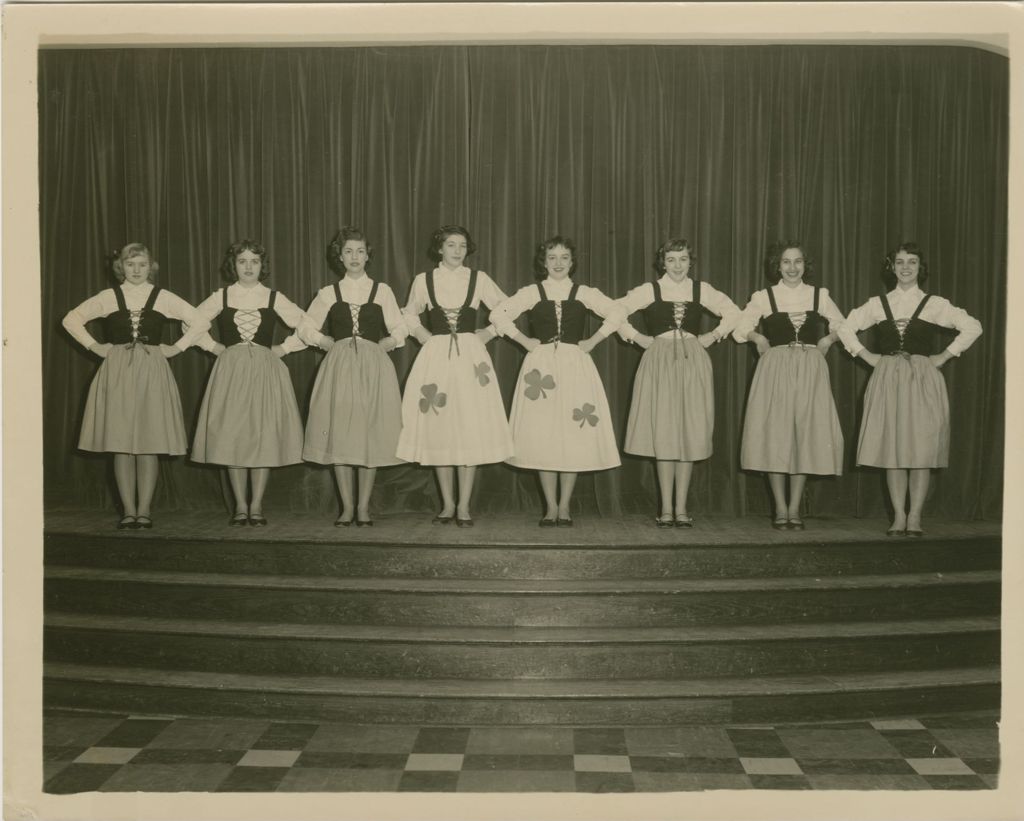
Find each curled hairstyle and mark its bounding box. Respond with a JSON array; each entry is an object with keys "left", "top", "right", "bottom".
[
  {"left": 111, "top": 243, "right": 159, "bottom": 283},
  {"left": 766, "top": 240, "right": 815, "bottom": 285},
  {"left": 220, "top": 239, "right": 270, "bottom": 282},
  {"left": 327, "top": 227, "right": 373, "bottom": 274},
  {"left": 427, "top": 225, "right": 476, "bottom": 263},
  {"left": 533, "top": 235, "right": 577, "bottom": 279},
  {"left": 653, "top": 239, "right": 696, "bottom": 276},
  {"left": 882, "top": 241, "right": 929, "bottom": 289}
]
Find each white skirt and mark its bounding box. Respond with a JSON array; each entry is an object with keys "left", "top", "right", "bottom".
[
  {"left": 506, "top": 342, "right": 620, "bottom": 472},
  {"left": 396, "top": 332, "right": 513, "bottom": 466}
]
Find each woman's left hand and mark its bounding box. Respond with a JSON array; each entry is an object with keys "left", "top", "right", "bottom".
[
  {"left": 271, "top": 344, "right": 286, "bottom": 359},
  {"left": 379, "top": 337, "right": 397, "bottom": 352},
  {"left": 578, "top": 337, "right": 597, "bottom": 355},
  {"left": 698, "top": 332, "right": 717, "bottom": 349},
  {"left": 159, "top": 344, "right": 180, "bottom": 359},
  {"left": 930, "top": 352, "right": 951, "bottom": 369},
  {"left": 475, "top": 328, "right": 495, "bottom": 345},
  {"left": 816, "top": 338, "right": 834, "bottom": 357}
]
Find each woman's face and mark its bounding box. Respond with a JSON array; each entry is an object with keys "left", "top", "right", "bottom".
[
  {"left": 892, "top": 251, "right": 921, "bottom": 289},
  {"left": 341, "top": 240, "right": 368, "bottom": 275},
  {"left": 439, "top": 233, "right": 468, "bottom": 269},
  {"left": 778, "top": 247, "right": 805, "bottom": 287},
  {"left": 122, "top": 254, "right": 151, "bottom": 286},
  {"left": 234, "top": 249, "right": 263, "bottom": 286},
  {"left": 544, "top": 245, "right": 573, "bottom": 281},
  {"left": 663, "top": 249, "right": 691, "bottom": 283}
]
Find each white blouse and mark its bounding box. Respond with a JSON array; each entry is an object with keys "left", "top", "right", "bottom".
[
  {"left": 837, "top": 285, "right": 982, "bottom": 357},
  {"left": 733, "top": 282, "right": 845, "bottom": 343},
  {"left": 402, "top": 266, "right": 507, "bottom": 335},
  {"left": 62, "top": 282, "right": 211, "bottom": 351},
  {"left": 615, "top": 276, "right": 741, "bottom": 341},
  {"left": 292, "top": 276, "right": 407, "bottom": 349},
  {"left": 490, "top": 277, "right": 626, "bottom": 340},
  {"left": 191, "top": 282, "right": 308, "bottom": 353}
]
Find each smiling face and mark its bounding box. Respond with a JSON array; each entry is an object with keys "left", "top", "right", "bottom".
[
  {"left": 544, "top": 245, "right": 573, "bottom": 281},
  {"left": 663, "top": 249, "right": 692, "bottom": 283},
  {"left": 234, "top": 249, "right": 263, "bottom": 286},
  {"left": 340, "top": 240, "right": 368, "bottom": 276},
  {"left": 777, "top": 247, "right": 806, "bottom": 288},
  {"left": 121, "top": 253, "right": 151, "bottom": 286},
  {"left": 892, "top": 251, "right": 921, "bottom": 289},
  {"left": 439, "top": 233, "right": 468, "bottom": 270}
]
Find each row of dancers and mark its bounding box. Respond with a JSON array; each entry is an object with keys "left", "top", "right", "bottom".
[{"left": 62, "top": 226, "right": 982, "bottom": 535}]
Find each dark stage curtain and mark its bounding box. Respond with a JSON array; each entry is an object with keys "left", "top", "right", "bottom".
[{"left": 39, "top": 45, "right": 1007, "bottom": 520}]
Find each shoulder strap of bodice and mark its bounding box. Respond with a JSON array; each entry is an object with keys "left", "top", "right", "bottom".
[
  {"left": 568, "top": 282, "right": 580, "bottom": 302},
  {"left": 910, "top": 293, "right": 931, "bottom": 321},
  {"left": 112, "top": 286, "right": 128, "bottom": 313},
  {"left": 766, "top": 286, "right": 779, "bottom": 314},
  {"left": 462, "top": 270, "right": 478, "bottom": 309},
  {"left": 143, "top": 286, "right": 161, "bottom": 312}
]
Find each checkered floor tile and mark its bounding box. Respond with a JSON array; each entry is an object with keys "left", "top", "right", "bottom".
[{"left": 43, "top": 711, "right": 999, "bottom": 793}]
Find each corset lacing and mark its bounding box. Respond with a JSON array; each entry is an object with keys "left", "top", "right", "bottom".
[
  {"left": 890, "top": 318, "right": 912, "bottom": 358},
  {"left": 786, "top": 311, "right": 814, "bottom": 351},
  {"left": 545, "top": 301, "right": 565, "bottom": 350},
  {"left": 126, "top": 309, "right": 150, "bottom": 356},
  {"left": 671, "top": 301, "right": 688, "bottom": 359},
  {"left": 234, "top": 309, "right": 262, "bottom": 357},
  {"left": 349, "top": 303, "right": 362, "bottom": 354},
  {"left": 443, "top": 307, "right": 462, "bottom": 358}
]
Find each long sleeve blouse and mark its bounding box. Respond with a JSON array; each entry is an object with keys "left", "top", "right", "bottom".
[
  {"left": 402, "top": 266, "right": 507, "bottom": 335},
  {"left": 190, "top": 282, "right": 308, "bottom": 353},
  {"left": 836, "top": 285, "right": 982, "bottom": 357},
  {"left": 292, "top": 276, "right": 407, "bottom": 349},
  {"left": 62, "top": 282, "right": 211, "bottom": 351},
  {"left": 615, "top": 275, "right": 741, "bottom": 341},
  {"left": 732, "top": 282, "right": 845, "bottom": 343},
  {"left": 490, "top": 277, "right": 626, "bottom": 339}
]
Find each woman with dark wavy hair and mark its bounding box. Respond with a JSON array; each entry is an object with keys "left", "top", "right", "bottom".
[
  {"left": 297, "top": 227, "right": 406, "bottom": 527},
  {"left": 397, "top": 225, "right": 513, "bottom": 527},
  {"left": 733, "top": 241, "right": 846, "bottom": 530},
  {"left": 62, "top": 242, "right": 211, "bottom": 529},
  {"left": 837, "top": 242, "right": 982, "bottom": 536},
  {"left": 616, "top": 238, "right": 741, "bottom": 527},
  {"left": 491, "top": 235, "right": 625, "bottom": 526},
  {"left": 190, "top": 239, "right": 309, "bottom": 527}
]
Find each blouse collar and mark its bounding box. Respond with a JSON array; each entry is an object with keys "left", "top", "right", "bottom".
[{"left": 888, "top": 284, "right": 925, "bottom": 301}]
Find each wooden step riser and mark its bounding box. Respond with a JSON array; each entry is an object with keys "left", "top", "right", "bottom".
[
  {"left": 44, "top": 627, "right": 1000, "bottom": 680},
  {"left": 45, "top": 579, "right": 1001, "bottom": 627},
  {"left": 42, "top": 678, "right": 1001, "bottom": 725},
  {"left": 43, "top": 536, "right": 1002, "bottom": 580}
]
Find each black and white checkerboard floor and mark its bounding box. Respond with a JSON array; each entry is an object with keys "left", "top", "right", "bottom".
[{"left": 44, "top": 711, "right": 999, "bottom": 792}]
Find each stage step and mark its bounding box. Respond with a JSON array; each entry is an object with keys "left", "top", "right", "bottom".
[
  {"left": 44, "top": 662, "right": 1001, "bottom": 725},
  {"left": 45, "top": 567, "right": 1001, "bottom": 627},
  {"left": 45, "top": 614, "right": 999, "bottom": 680},
  {"left": 43, "top": 531, "right": 1001, "bottom": 580}
]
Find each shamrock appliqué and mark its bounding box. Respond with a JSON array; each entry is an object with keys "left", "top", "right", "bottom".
[
  {"left": 419, "top": 384, "right": 447, "bottom": 415},
  {"left": 572, "top": 403, "right": 599, "bottom": 428},
  {"left": 474, "top": 362, "right": 491, "bottom": 386},
  {"left": 524, "top": 369, "right": 556, "bottom": 401}
]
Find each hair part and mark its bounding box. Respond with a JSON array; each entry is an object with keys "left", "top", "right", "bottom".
[
  {"left": 111, "top": 243, "right": 159, "bottom": 283},
  {"left": 428, "top": 225, "right": 476, "bottom": 263},
  {"left": 766, "top": 240, "right": 815, "bottom": 284},
  {"left": 533, "top": 235, "right": 577, "bottom": 279},
  {"left": 882, "top": 241, "right": 930, "bottom": 289},
  {"left": 327, "top": 227, "right": 373, "bottom": 274},
  {"left": 653, "top": 238, "right": 696, "bottom": 276},
  {"left": 221, "top": 238, "right": 270, "bottom": 282}
]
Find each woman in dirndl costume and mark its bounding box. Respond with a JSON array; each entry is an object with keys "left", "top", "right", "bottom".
[
  {"left": 397, "top": 225, "right": 513, "bottom": 527},
  {"left": 616, "top": 239, "right": 741, "bottom": 528},
  {"left": 490, "top": 236, "right": 624, "bottom": 527},
  {"left": 190, "top": 239, "right": 308, "bottom": 527},
  {"left": 734, "top": 242, "right": 845, "bottom": 530},
  {"left": 837, "top": 243, "right": 982, "bottom": 537},
  {"left": 298, "top": 227, "right": 406, "bottom": 527},
  {"left": 63, "top": 243, "right": 211, "bottom": 530}
]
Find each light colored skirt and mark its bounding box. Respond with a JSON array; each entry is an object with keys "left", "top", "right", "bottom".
[
  {"left": 78, "top": 343, "right": 187, "bottom": 455},
  {"left": 857, "top": 354, "right": 949, "bottom": 469},
  {"left": 303, "top": 338, "right": 403, "bottom": 467},
  {"left": 625, "top": 336, "right": 713, "bottom": 461},
  {"left": 506, "top": 342, "right": 620, "bottom": 472},
  {"left": 191, "top": 343, "right": 303, "bottom": 468},
  {"left": 396, "top": 332, "right": 513, "bottom": 466},
  {"left": 740, "top": 345, "right": 843, "bottom": 475}
]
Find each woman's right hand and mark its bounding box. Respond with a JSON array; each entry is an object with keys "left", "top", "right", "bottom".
[
  {"left": 212, "top": 343, "right": 227, "bottom": 357},
  {"left": 89, "top": 342, "right": 113, "bottom": 359},
  {"left": 751, "top": 334, "right": 770, "bottom": 356},
  {"left": 634, "top": 334, "right": 654, "bottom": 350},
  {"left": 522, "top": 336, "right": 541, "bottom": 353},
  {"left": 860, "top": 350, "right": 882, "bottom": 368},
  {"left": 319, "top": 336, "right": 336, "bottom": 352}
]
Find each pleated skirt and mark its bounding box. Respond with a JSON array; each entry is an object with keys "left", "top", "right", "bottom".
[
  {"left": 506, "top": 342, "right": 620, "bottom": 472},
  {"left": 78, "top": 343, "right": 187, "bottom": 455},
  {"left": 191, "top": 343, "right": 303, "bottom": 468},
  {"left": 740, "top": 345, "right": 844, "bottom": 475},
  {"left": 396, "top": 332, "right": 513, "bottom": 466},
  {"left": 857, "top": 354, "right": 950, "bottom": 469},
  {"left": 303, "top": 338, "right": 403, "bottom": 467},
  {"left": 624, "top": 336, "right": 714, "bottom": 461}
]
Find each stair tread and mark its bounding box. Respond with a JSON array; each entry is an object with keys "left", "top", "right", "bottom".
[
  {"left": 44, "top": 613, "right": 1001, "bottom": 643},
  {"left": 44, "top": 662, "right": 1001, "bottom": 697},
  {"left": 44, "top": 566, "right": 1002, "bottom": 593}
]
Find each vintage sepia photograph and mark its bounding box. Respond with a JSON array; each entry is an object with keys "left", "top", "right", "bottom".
[{"left": 4, "top": 2, "right": 1022, "bottom": 819}]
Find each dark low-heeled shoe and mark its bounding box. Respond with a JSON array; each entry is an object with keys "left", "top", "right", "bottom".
[
  {"left": 117, "top": 515, "right": 137, "bottom": 530},
  {"left": 248, "top": 514, "right": 268, "bottom": 527},
  {"left": 788, "top": 517, "right": 805, "bottom": 531},
  {"left": 356, "top": 519, "right": 374, "bottom": 527},
  {"left": 229, "top": 513, "right": 248, "bottom": 527},
  {"left": 134, "top": 515, "right": 153, "bottom": 530},
  {"left": 334, "top": 516, "right": 353, "bottom": 528},
  {"left": 456, "top": 517, "right": 475, "bottom": 528},
  {"left": 674, "top": 514, "right": 693, "bottom": 528},
  {"left": 905, "top": 528, "right": 924, "bottom": 538},
  {"left": 771, "top": 517, "right": 789, "bottom": 530},
  {"left": 556, "top": 518, "right": 574, "bottom": 527},
  {"left": 886, "top": 527, "right": 906, "bottom": 537},
  {"left": 539, "top": 518, "right": 557, "bottom": 528},
  {"left": 655, "top": 515, "right": 674, "bottom": 528},
  {"left": 432, "top": 514, "right": 454, "bottom": 525}
]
